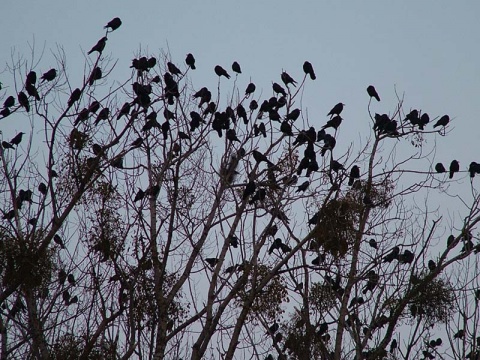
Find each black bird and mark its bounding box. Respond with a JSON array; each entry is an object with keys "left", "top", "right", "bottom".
[
  {"left": 26, "top": 83, "right": 40, "bottom": 100},
  {"left": 330, "top": 160, "right": 345, "bottom": 172},
  {"left": 348, "top": 165, "right": 360, "bottom": 186},
  {"left": 280, "top": 121, "right": 293, "bottom": 136},
  {"left": 87, "top": 37, "right": 107, "bottom": 55},
  {"left": 362, "top": 270, "right": 379, "bottom": 294},
  {"left": 296, "top": 181, "right": 310, "bottom": 192},
  {"left": 322, "top": 115, "right": 342, "bottom": 130},
  {"left": 161, "top": 121, "right": 170, "bottom": 139},
  {"left": 243, "top": 180, "right": 256, "bottom": 200},
  {"left": 10, "top": 132, "right": 25, "bottom": 146},
  {"left": 232, "top": 61, "right": 241, "bottom": 74},
  {"left": 468, "top": 162, "right": 480, "bottom": 178},
  {"left": 447, "top": 234, "right": 455, "bottom": 247},
  {"left": 405, "top": 109, "right": 419, "bottom": 126},
  {"left": 327, "top": 103, "right": 344, "bottom": 117},
  {"left": 88, "top": 67, "right": 102, "bottom": 86},
  {"left": 226, "top": 129, "right": 240, "bottom": 142},
  {"left": 40, "top": 68, "right": 57, "bottom": 82},
  {"left": 67, "top": 88, "right": 81, "bottom": 107},
  {"left": 95, "top": 107, "right": 110, "bottom": 125},
  {"left": 252, "top": 150, "right": 273, "bottom": 165},
  {"left": 268, "top": 322, "right": 279, "bottom": 335},
  {"left": 418, "top": 113, "right": 429, "bottom": 130},
  {"left": 117, "top": 102, "right": 131, "bottom": 120},
  {"left": 67, "top": 273, "right": 75, "bottom": 285},
  {"left": 399, "top": 249, "right": 414, "bottom": 264},
  {"left": 0, "top": 108, "right": 10, "bottom": 117},
  {"left": 383, "top": 246, "right": 400, "bottom": 263},
  {"left": 205, "top": 258, "right": 219, "bottom": 268},
  {"left": 185, "top": 53, "right": 196, "bottom": 69},
  {"left": 368, "top": 238, "right": 377, "bottom": 249},
  {"left": 449, "top": 160, "right": 459, "bottom": 179},
  {"left": 237, "top": 104, "right": 247, "bottom": 124},
  {"left": 453, "top": 329, "right": 464, "bottom": 339},
  {"left": 434, "top": 115, "right": 450, "bottom": 128},
  {"left": 229, "top": 235, "right": 239, "bottom": 248},
  {"left": 58, "top": 269, "right": 67, "bottom": 285},
  {"left": 303, "top": 61, "right": 316, "bottom": 80},
  {"left": 435, "top": 163, "right": 446, "bottom": 173},
  {"left": 2, "top": 141, "right": 14, "bottom": 149},
  {"left": 3, "top": 96, "right": 15, "bottom": 108},
  {"left": 389, "top": 339, "right": 397, "bottom": 354},
  {"left": 26, "top": 71, "right": 37, "bottom": 85},
  {"left": 111, "top": 156, "right": 124, "bottom": 169},
  {"left": 18, "top": 92, "right": 30, "bottom": 112},
  {"left": 286, "top": 108, "right": 301, "bottom": 121},
  {"left": 245, "top": 82, "right": 256, "bottom": 96},
  {"left": 255, "top": 123, "right": 267, "bottom": 138},
  {"left": 167, "top": 62, "right": 182, "bottom": 76},
  {"left": 134, "top": 188, "right": 145, "bottom": 202},
  {"left": 53, "top": 234, "right": 65, "bottom": 248},
  {"left": 249, "top": 100, "right": 258, "bottom": 111},
  {"left": 105, "top": 17, "right": 122, "bottom": 31},
  {"left": 272, "top": 83, "right": 287, "bottom": 96},
  {"left": 367, "top": 85, "right": 380, "bottom": 101},
  {"left": 428, "top": 260, "right": 436, "bottom": 271},
  {"left": 268, "top": 110, "right": 280, "bottom": 121},
  {"left": 281, "top": 71, "right": 297, "bottom": 87},
  {"left": 214, "top": 65, "right": 230, "bottom": 79},
  {"left": 130, "top": 137, "right": 143, "bottom": 148},
  {"left": 38, "top": 183, "right": 47, "bottom": 195},
  {"left": 88, "top": 101, "right": 100, "bottom": 113}
]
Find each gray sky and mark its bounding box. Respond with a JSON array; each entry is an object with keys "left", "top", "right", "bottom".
[
  {"left": 1, "top": 1, "right": 480, "bottom": 201},
  {"left": 1, "top": 1, "right": 479, "bottom": 163}
]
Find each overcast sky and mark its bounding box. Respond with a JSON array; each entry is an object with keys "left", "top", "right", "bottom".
[{"left": 1, "top": 0, "right": 479, "bottom": 201}]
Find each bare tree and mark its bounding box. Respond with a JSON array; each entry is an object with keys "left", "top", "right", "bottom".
[{"left": 1, "top": 19, "right": 479, "bottom": 360}]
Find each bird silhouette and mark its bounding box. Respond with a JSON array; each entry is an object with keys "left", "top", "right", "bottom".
[
  {"left": 433, "top": 115, "right": 450, "bottom": 128},
  {"left": 40, "top": 68, "right": 57, "bottom": 82},
  {"left": 185, "top": 53, "right": 196, "bottom": 69},
  {"left": 322, "top": 115, "right": 342, "bottom": 130},
  {"left": 468, "top": 162, "right": 480, "bottom": 178},
  {"left": 232, "top": 61, "right": 241, "bottom": 74},
  {"left": 54, "top": 234, "right": 65, "bottom": 248},
  {"left": 68, "top": 88, "right": 81, "bottom": 107},
  {"left": 2, "top": 141, "right": 14, "bottom": 149},
  {"left": 367, "top": 85, "right": 380, "bottom": 101},
  {"left": 105, "top": 17, "right": 122, "bottom": 31},
  {"left": 303, "top": 61, "right": 316, "bottom": 80},
  {"left": 10, "top": 132, "right": 25, "bottom": 146},
  {"left": 428, "top": 260, "right": 436, "bottom": 271},
  {"left": 237, "top": 104, "right": 247, "bottom": 124},
  {"left": 281, "top": 71, "right": 297, "bottom": 87},
  {"left": 286, "top": 108, "right": 301, "bottom": 121},
  {"left": 272, "top": 83, "right": 287, "bottom": 96},
  {"left": 214, "top": 65, "right": 230, "bottom": 79},
  {"left": 449, "top": 160, "right": 459, "bottom": 179},
  {"left": 3, "top": 96, "right": 15, "bottom": 108},
  {"left": 435, "top": 163, "right": 446, "bottom": 173},
  {"left": 226, "top": 129, "right": 240, "bottom": 142},
  {"left": 167, "top": 62, "right": 182, "bottom": 76},
  {"left": 280, "top": 121, "right": 293, "bottom": 136},
  {"left": 26, "top": 71, "right": 37, "bottom": 85},
  {"left": 38, "top": 183, "right": 47, "bottom": 195},
  {"left": 418, "top": 113, "right": 429, "bottom": 130},
  {"left": 252, "top": 150, "right": 273, "bottom": 165},
  {"left": 134, "top": 189, "right": 145, "bottom": 202},
  {"left": 18, "top": 92, "right": 30, "bottom": 112},
  {"left": 87, "top": 37, "right": 107, "bottom": 55},
  {"left": 88, "top": 67, "right": 102, "bottom": 86},
  {"left": 296, "top": 181, "right": 310, "bottom": 192},
  {"left": 348, "top": 165, "right": 360, "bottom": 186},
  {"left": 26, "top": 83, "right": 40, "bottom": 100},
  {"left": 368, "top": 238, "right": 377, "bottom": 249},
  {"left": 117, "top": 102, "right": 131, "bottom": 120},
  {"left": 245, "top": 83, "right": 256, "bottom": 96},
  {"left": 327, "top": 102, "right": 344, "bottom": 117}
]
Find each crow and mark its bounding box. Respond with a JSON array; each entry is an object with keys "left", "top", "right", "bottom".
[
  {"left": 237, "top": 104, "right": 247, "bottom": 124},
  {"left": 185, "top": 53, "right": 196, "bottom": 69},
  {"left": 272, "top": 83, "right": 287, "bottom": 96},
  {"left": 281, "top": 71, "right": 297, "bottom": 87},
  {"left": 428, "top": 260, "right": 436, "bottom": 271},
  {"left": 214, "top": 65, "right": 230, "bottom": 79},
  {"left": 449, "top": 160, "right": 459, "bottom": 179},
  {"left": 330, "top": 160, "right": 345, "bottom": 172},
  {"left": 327, "top": 102, "right": 344, "bottom": 117},
  {"left": 18, "top": 92, "right": 30, "bottom": 112},
  {"left": 38, "top": 183, "right": 47, "bottom": 195},
  {"left": 280, "top": 121, "right": 293, "bottom": 136},
  {"left": 111, "top": 156, "right": 124, "bottom": 169},
  {"left": 405, "top": 109, "right": 419, "bottom": 126},
  {"left": 95, "top": 108, "right": 110, "bottom": 125},
  {"left": 435, "top": 163, "right": 446, "bottom": 173},
  {"left": 320, "top": 134, "right": 336, "bottom": 157},
  {"left": 322, "top": 115, "right": 342, "bottom": 130},
  {"left": 88, "top": 67, "right": 102, "bottom": 86},
  {"left": 468, "top": 162, "right": 480, "bottom": 178},
  {"left": 418, "top": 113, "right": 429, "bottom": 130},
  {"left": 26, "top": 71, "right": 37, "bottom": 85},
  {"left": 167, "top": 62, "right": 182, "bottom": 76},
  {"left": 105, "top": 17, "right": 122, "bottom": 31},
  {"left": 3, "top": 96, "right": 15, "bottom": 108},
  {"left": 130, "top": 137, "right": 143, "bottom": 148},
  {"left": 40, "top": 68, "right": 57, "bottom": 82},
  {"left": 10, "top": 132, "right": 25, "bottom": 146},
  {"left": 2, "top": 141, "right": 14, "bottom": 149},
  {"left": 245, "top": 82, "right": 256, "bottom": 96},
  {"left": 205, "top": 258, "right": 219, "bottom": 267},
  {"left": 26, "top": 83, "right": 40, "bottom": 100},
  {"left": 367, "top": 85, "right": 380, "bottom": 101},
  {"left": 226, "top": 129, "right": 240, "bottom": 142},
  {"left": 88, "top": 101, "right": 100, "bottom": 113},
  {"left": 252, "top": 150, "right": 273, "bottom": 165},
  {"left": 242, "top": 180, "right": 256, "bottom": 200},
  {"left": 117, "top": 102, "right": 131, "bottom": 120},
  {"left": 368, "top": 238, "right": 377, "bottom": 249},
  {"left": 53, "top": 234, "right": 65, "bottom": 248},
  {"left": 134, "top": 189, "right": 145, "bottom": 202},
  {"left": 249, "top": 100, "right": 258, "bottom": 110},
  {"left": 87, "top": 37, "right": 107, "bottom": 55},
  {"left": 303, "top": 61, "right": 316, "bottom": 80},
  {"left": 434, "top": 115, "right": 449, "bottom": 128},
  {"left": 67, "top": 88, "right": 81, "bottom": 107},
  {"left": 232, "top": 61, "right": 241, "bottom": 74},
  {"left": 286, "top": 108, "right": 300, "bottom": 121},
  {"left": 296, "top": 181, "right": 310, "bottom": 192},
  {"left": 348, "top": 165, "right": 360, "bottom": 186}
]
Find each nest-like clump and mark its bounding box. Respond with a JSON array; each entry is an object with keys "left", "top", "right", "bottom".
[
  {"left": 310, "top": 282, "right": 337, "bottom": 313},
  {"left": 309, "top": 197, "right": 361, "bottom": 257}
]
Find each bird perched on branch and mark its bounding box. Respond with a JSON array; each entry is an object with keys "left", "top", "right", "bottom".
[
  {"left": 327, "top": 102, "right": 344, "bottom": 118},
  {"left": 232, "top": 61, "right": 241, "bottom": 74},
  {"left": 105, "top": 17, "right": 122, "bottom": 31},
  {"left": 367, "top": 85, "right": 380, "bottom": 101},
  {"left": 214, "top": 65, "right": 230, "bottom": 79},
  {"left": 433, "top": 115, "right": 450, "bottom": 128},
  {"left": 449, "top": 160, "right": 459, "bottom": 179},
  {"left": 281, "top": 71, "right": 297, "bottom": 87},
  {"left": 303, "top": 61, "right": 316, "bottom": 80},
  {"left": 40, "top": 68, "right": 57, "bottom": 82},
  {"left": 185, "top": 53, "right": 196, "bottom": 69},
  {"left": 87, "top": 37, "right": 107, "bottom": 55}
]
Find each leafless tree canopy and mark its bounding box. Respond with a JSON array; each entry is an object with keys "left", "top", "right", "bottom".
[{"left": 1, "top": 19, "right": 480, "bottom": 360}]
